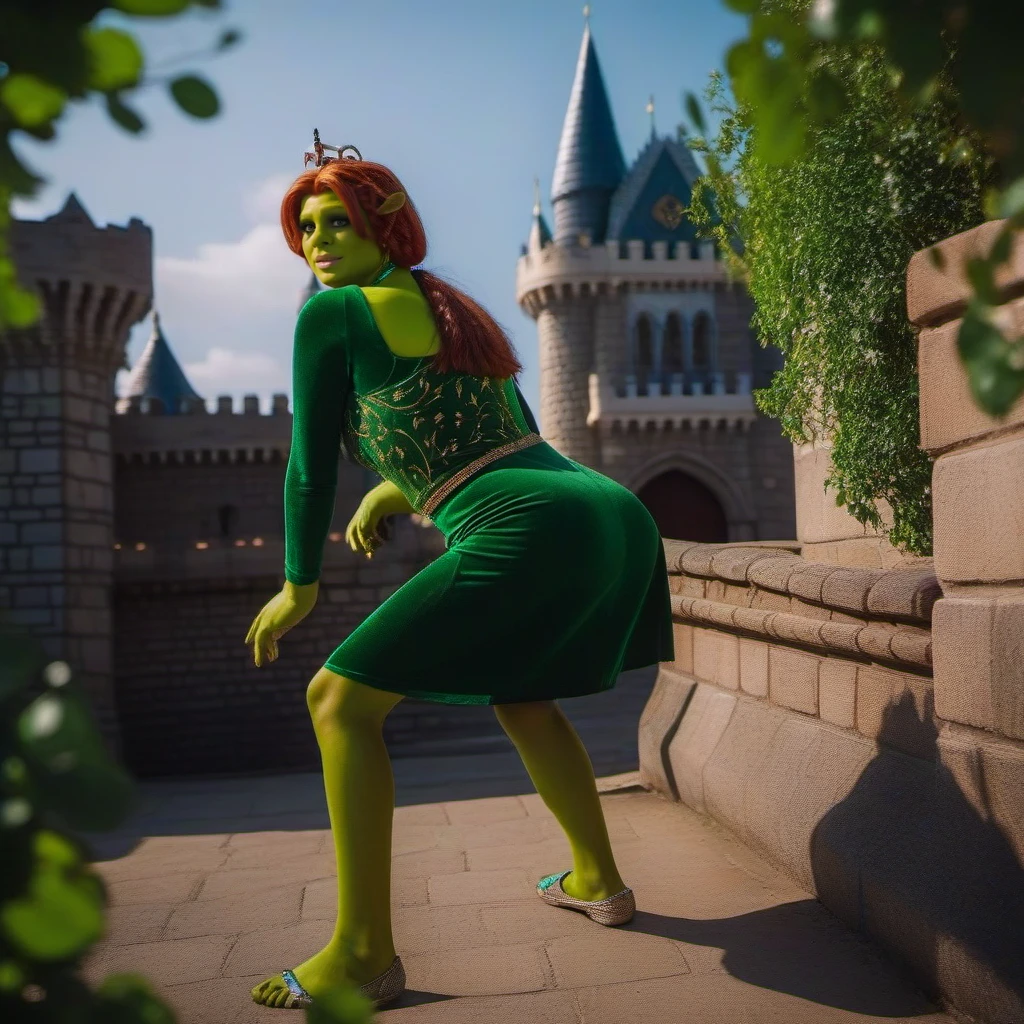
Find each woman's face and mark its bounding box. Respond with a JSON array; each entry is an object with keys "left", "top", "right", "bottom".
[{"left": 299, "top": 191, "right": 383, "bottom": 287}]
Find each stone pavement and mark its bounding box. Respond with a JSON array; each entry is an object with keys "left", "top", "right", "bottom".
[{"left": 80, "top": 668, "right": 955, "bottom": 1022}]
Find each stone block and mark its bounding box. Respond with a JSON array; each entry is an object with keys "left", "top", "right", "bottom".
[
  {"left": 30, "top": 546, "right": 62, "bottom": 570},
  {"left": 907, "top": 217, "right": 1024, "bottom": 326},
  {"left": 932, "top": 595, "right": 1024, "bottom": 740},
  {"left": 818, "top": 658, "right": 857, "bottom": 729},
  {"left": 918, "top": 313, "right": 1024, "bottom": 454},
  {"left": 768, "top": 646, "right": 819, "bottom": 715},
  {"left": 637, "top": 666, "right": 695, "bottom": 797},
  {"left": 668, "top": 682, "right": 739, "bottom": 814},
  {"left": 933, "top": 435, "right": 1024, "bottom": 584},
  {"left": 692, "top": 628, "right": 738, "bottom": 688},
  {"left": 738, "top": 638, "right": 768, "bottom": 697},
  {"left": 855, "top": 665, "right": 936, "bottom": 759},
  {"left": 866, "top": 565, "right": 941, "bottom": 624},
  {"left": 671, "top": 620, "right": 694, "bottom": 673},
  {"left": 19, "top": 448, "right": 59, "bottom": 474},
  {"left": 746, "top": 553, "right": 802, "bottom": 593}
]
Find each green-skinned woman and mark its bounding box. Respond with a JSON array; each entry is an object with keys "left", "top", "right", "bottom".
[{"left": 245, "top": 142, "right": 674, "bottom": 1010}]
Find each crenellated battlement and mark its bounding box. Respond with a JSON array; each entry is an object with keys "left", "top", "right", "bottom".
[
  {"left": 515, "top": 237, "right": 728, "bottom": 315},
  {"left": 6, "top": 195, "right": 152, "bottom": 370},
  {"left": 111, "top": 392, "right": 295, "bottom": 464}
]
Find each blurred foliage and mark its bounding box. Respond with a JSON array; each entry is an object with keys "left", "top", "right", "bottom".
[
  {"left": 0, "top": 0, "right": 238, "bottom": 330},
  {"left": 0, "top": 618, "right": 379, "bottom": 1021},
  {"left": 684, "top": 44, "right": 994, "bottom": 554},
  {"left": 690, "top": 0, "right": 1024, "bottom": 418}
]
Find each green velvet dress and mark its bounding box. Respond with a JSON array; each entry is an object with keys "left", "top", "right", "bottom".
[{"left": 284, "top": 284, "right": 674, "bottom": 705}]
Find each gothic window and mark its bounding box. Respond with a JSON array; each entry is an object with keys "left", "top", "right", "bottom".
[
  {"left": 634, "top": 314, "right": 653, "bottom": 395},
  {"left": 692, "top": 312, "right": 713, "bottom": 370},
  {"left": 663, "top": 312, "right": 684, "bottom": 375}
]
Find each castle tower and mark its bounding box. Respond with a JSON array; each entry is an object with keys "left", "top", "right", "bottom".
[
  {"left": 516, "top": 20, "right": 796, "bottom": 544},
  {"left": 0, "top": 194, "right": 152, "bottom": 746},
  {"left": 116, "top": 311, "right": 203, "bottom": 415}
]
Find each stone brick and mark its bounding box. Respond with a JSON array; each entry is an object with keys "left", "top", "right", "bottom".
[
  {"left": 933, "top": 434, "right": 1024, "bottom": 584},
  {"left": 818, "top": 658, "right": 857, "bottom": 729},
  {"left": 693, "top": 628, "right": 737, "bottom": 688},
  {"left": 671, "top": 621, "right": 693, "bottom": 674},
  {"left": 932, "top": 595, "right": 1024, "bottom": 740},
  {"left": 20, "top": 522, "right": 62, "bottom": 545},
  {"left": 666, "top": 682, "right": 738, "bottom": 813},
  {"left": 856, "top": 665, "right": 936, "bottom": 759},
  {"left": 738, "top": 637, "right": 768, "bottom": 697},
  {"left": 768, "top": 646, "right": 818, "bottom": 715},
  {"left": 30, "top": 546, "right": 62, "bottom": 570},
  {"left": 19, "top": 448, "right": 59, "bottom": 474},
  {"left": 918, "top": 313, "right": 1024, "bottom": 454}
]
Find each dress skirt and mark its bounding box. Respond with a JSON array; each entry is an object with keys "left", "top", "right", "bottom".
[{"left": 323, "top": 440, "right": 675, "bottom": 704}]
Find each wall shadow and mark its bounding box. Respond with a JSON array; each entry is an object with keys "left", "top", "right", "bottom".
[{"left": 810, "top": 691, "right": 1024, "bottom": 1017}]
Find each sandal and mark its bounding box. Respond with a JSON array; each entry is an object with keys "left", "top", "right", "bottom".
[
  {"left": 537, "top": 870, "right": 635, "bottom": 926},
  {"left": 262, "top": 957, "right": 406, "bottom": 1010}
]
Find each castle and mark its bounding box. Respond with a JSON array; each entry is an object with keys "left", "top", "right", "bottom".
[{"left": 0, "top": 20, "right": 793, "bottom": 776}]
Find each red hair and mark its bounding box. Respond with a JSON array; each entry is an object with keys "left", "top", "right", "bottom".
[{"left": 281, "top": 160, "right": 523, "bottom": 379}]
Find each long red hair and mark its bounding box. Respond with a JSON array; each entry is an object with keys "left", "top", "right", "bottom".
[{"left": 281, "top": 160, "right": 523, "bottom": 379}]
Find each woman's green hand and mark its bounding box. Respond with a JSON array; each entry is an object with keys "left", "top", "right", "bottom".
[
  {"left": 345, "top": 482, "right": 411, "bottom": 558},
  {"left": 245, "top": 581, "right": 318, "bottom": 667}
]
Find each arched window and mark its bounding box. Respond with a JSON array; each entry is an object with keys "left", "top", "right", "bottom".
[
  {"left": 663, "top": 312, "right": 683, "bottom": 375},
  {"left": 692, "top": 312, "right": 712, "bottom": 370},
  {"left": 635, "top": 314, "right": 653, "bottom": 395}
]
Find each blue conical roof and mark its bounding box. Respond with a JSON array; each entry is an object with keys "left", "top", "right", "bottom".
[
  {"left": 550, "top": 21, "right": 626, "bottom": 244},
  {"left": 121, "top": 311, "right": 202, "bottom": 414},
  {"left": 528, "top": 178, "right": 553, "bottom": 251}
]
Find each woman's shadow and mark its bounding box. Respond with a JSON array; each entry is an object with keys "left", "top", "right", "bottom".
[{"left": 625, "top": 691, "right": 1024, "bottom": 1018}]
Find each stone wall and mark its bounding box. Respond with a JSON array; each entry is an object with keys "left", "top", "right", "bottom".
[{"left": 638, "top": 221, "right": 1024, "bottom": 1024}]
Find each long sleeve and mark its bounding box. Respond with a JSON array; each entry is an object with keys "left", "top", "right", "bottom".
[
  {"left": 512, "top": 378, "right": 541, "bottom": 434},
  {"left": 283, "top": 290, "right": 350, "bottom": 585}
]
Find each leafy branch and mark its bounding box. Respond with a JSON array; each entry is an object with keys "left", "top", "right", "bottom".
[{"left": 686, "top": 0, "right": 1024, "bottom": 418}]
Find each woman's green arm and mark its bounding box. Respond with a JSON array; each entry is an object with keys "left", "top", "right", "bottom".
[{"left": 369, "top": 478, "right": 416, "bottom": 516}]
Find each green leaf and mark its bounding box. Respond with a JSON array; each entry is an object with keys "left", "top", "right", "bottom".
[
  {"left": 0, "top": 627, "right": 46, "bottom": 702},
  {"left": 958, "top": 303, "right": 1024, "bottom": 417},
  {"left": 927, "top": 246, "right": 946, "bottom": 271},
  {"left": 305, "top": 982, "right": 376, "bottom": 1024},
  {"left": 0, "top": 282, "right": 41, "bottom": 329},
  {"left": 105, "top": 92, "right": 146, "bottom": 134},
  {"left": 169, "top": 74, "right": 219, "bottom": 118},
  {"left": 0, "top": 830, "right": 104, "bottom": 960},
  {"left": 83, "top": 28, "right": 144, "bottom": 92},
  {"left": 217, "top": 28, "right": 243, "bottom": 50},
  {"left": 0, "top": 73, "right": 66, "bottom": 128},
  {"left": 965, "top": 256, "right": 999, "bottom": 306},
  {"left": 95, "top": 974, "right": 177, "bottom": 1024},
  {"left": 722, "top": 0, "right": 759, "bottom": 12},
  {"left": 684, "top": 91, "right": 706, "bottom": 133},
  {"left": 998, "top": 176, "right": 1024, "bottom": 220},
  {"left": 0, "top": 138, "right": 45, "bottom": 197},
  {"left": 18, "top": 691, "right": 136, "bottom": 831},
  {"left": 112, "top": 0, "right": 191, "bottom": 13}
]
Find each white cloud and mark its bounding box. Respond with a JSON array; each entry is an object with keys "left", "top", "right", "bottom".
[
  {"left": 242, "top": 172, "right": 300, "bottom": 224},
  {"left": 183, "top": 347, "right": 284, "bottom": 393},
  {"left": 158, "top": 222, "right": 309, "bottom": 313}
]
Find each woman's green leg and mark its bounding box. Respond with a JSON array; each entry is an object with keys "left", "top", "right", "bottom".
[
  {"left": 252, "top": 668, "right": 403, "bottom": 1008},
  {"left": 494, "top": 700, "right": 627, "bottom": 901}
]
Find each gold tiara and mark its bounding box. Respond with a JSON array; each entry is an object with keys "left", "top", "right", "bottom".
[{"left": 303, "top": 128, "right": 362, "bottom": 168}]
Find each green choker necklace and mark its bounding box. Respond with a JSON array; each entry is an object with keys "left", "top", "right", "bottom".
[{"left": 370, "top": 259, "right": 397, "bottom": 285}]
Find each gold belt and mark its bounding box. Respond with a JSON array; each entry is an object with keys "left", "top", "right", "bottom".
[{"left": 418, "top": 432, "right": 545, "bottom": 518}]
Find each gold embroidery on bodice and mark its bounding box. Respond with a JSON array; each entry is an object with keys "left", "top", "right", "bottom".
[{"left": 342, "top": 362, "right": 537, "bottom": 513}]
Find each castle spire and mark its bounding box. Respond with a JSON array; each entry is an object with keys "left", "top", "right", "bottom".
[
  {"left": 120, "top": 310, "right": 203, "bottom": 414},
  {"left": 550, "top": 12, "right": 626, "bottom": 246},
  {"left": 298, "top": 270, "right": 321, "bottom": 313},
  {"left": 528, "top": 176, "right": 553, "bottom": 252}
]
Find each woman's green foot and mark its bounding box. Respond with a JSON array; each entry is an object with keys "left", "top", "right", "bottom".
[
  {"left": 560, "top": 870, "right": 628, "bottom": 902},
  {"left": 251, "top": 941, "right": 397, "bottom": 1007}
]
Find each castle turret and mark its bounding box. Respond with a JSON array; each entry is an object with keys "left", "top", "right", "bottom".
[
  {"left": 117, "top": 311, "right": 202, "bottom": 415},
  {"left": 528, "top": 178, "right": 553, "bottom": 253},
  {"left": 0, "top": 193, "right": 152, "bottom": 749},
  {"left": 550, "top": 17, "right": 626, "bottom": 246}
]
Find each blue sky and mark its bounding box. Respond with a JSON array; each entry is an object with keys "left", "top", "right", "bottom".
[{"left": 12, "top": 0, "right": 745, "bottom": 418}]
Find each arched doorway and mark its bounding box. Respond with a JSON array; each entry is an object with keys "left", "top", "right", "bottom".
[{"left": 637, "top": 469, "right": 728, "bottom": 542}]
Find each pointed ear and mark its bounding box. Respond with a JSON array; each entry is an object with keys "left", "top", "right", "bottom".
[{"left": 376, "top": 191, "right": 407, "bottom": 216}]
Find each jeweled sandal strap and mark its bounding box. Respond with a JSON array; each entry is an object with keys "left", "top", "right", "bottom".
[{"left": 281, "top": 969, "right": 313, "bottom": 1008}]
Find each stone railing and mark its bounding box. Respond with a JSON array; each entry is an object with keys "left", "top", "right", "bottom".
[{"left": 639, "top": 221, "right": 1024, "bottom": 1024}]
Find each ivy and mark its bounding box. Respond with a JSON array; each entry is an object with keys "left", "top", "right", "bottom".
[{"left": 686, "top": 42, "right": 994, "bottom": 554}]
